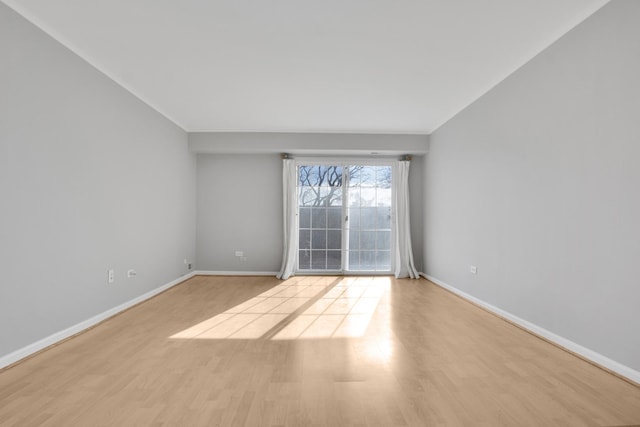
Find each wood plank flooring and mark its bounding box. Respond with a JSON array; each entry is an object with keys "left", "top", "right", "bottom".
[{"left": 1, "top": 275, "right": 639, "bottom": 426}]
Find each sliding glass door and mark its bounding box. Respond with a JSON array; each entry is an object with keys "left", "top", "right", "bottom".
[
  {"left": 297, "top": 163, "right": 393, "bottom": 274},
  {"left": 347, "top": 166, "right": 392, "bottom": 272}
]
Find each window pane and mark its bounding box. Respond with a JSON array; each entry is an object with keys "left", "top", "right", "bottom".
[
  {"left": 299, "top": 229, "right": 311, "bottom": 250},
  {"left": 325, "top": 166, "right": 343, "bottom": 187},
  {"left": 377, "top": 188, "right": 392, "bottom": 207},
  {"left": 349, "top": 229, "right": 359, "bottom": 250},
  {"left": 300, "top": 165, "right": 343, "bottom": 187},
  {"left": 311, "top": 208, "right": 326, "bottom": 229},
  {"left": 376, "top": 231, "right": 390, "bottom": 249},
  {"left": 360, "top": 166, "right": 376, "bottom": 186},
  {"left": 349, "top": 166, "right": 363, "bottom": 185},
  {"left": 298, "top": 250, "right": 310, "bottom": 270},
  {"left": 348, "top": 251, "right": 361, "bottom": 270},
  {"left": 311, "top": 250, "right": 326, "bottom": 269},
  {"left": 299, "top": 207, "right": 311, "bottom": 229},
  {"left": 311, "top": 166, "right": 325, "bottom": 186},
  {"left": 327, "top": 251, "right": 341, "bottom": 269},
  {"left": 348, "top": 187, "right": 360, "bottom": 207},
  {"left": 376, "top": 207, "right": 391, "bottom": 229},
  {"left": 360, "top": 251, "right": 376, "bottom": 270},
  {"left": 300, "top": 186, "right": 344, "bottom": 207},
  {"left": 360, "top": 207, "right": 376, "bottom": 229},
  {"left": 375, "top": 251, "right": 391, "bottom": 270},
  {"left": 298, "top": 166, "right": 313, "bottom": 186},
  {"left": 328, "top": 191, "right": 342, "bottom": 207},
  {"left": 327, "top": 207, "right": 342, "bottom": 229},
  {"left": 316, "top": 187, "right": 340, "bottom": 207},
  {"left": 376, "top": 166, "right": 392, "bottom": 189},
  {"left": 299, "top": 166, "right": 321, "bottom": 187},
  {"left": 348, "top": 208, "right": 360, "bottom": 229},
  {"left": 360, "top": 188, "right": 376, "bottom": 207},
  {"left": 299, "top": 186, "right": 317, "bottom": 207},
  {"left": 312, "top": 230, "right": 326, "bottom": 250},
  {"left": 361, "top": 231, "right": 375, "bottom": 250},
  {"left": 327, "top": 230, "right": 341, "bottom": 249}
]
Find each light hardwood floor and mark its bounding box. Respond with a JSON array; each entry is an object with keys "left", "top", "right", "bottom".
[{"left": 1, "top": 275, "right": 639, "bottom": 426}]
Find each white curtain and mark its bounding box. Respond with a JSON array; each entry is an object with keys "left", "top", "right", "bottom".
[
  {"left": 277, "top": 158, "right": 297, "bottom": 279},
  {"left": 394, "top": 160, "right": 419, "bottom": 279}
]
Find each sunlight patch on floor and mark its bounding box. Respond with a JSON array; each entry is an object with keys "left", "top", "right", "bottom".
[{"left": 169, "top": 276, "right": 390, "bottom": 340}]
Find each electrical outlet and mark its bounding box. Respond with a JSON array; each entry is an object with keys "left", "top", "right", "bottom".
[
  {"left": 188, "top": 263, "right": 192, "bottom": 270},
  {"left": 107, "top": 269, "right": 115, "bottom": 284},
  {"left": 470, "top": 265, "right": 477, "bottom": 275}
]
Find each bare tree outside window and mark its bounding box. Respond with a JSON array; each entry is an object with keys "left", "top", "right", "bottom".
[{"left": 298, "top": 165, "right": 341, "bottom": 207}]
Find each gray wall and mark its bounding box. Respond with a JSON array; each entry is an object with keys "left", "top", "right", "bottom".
[
  {"left": 196, "top": 154, "right": 283, "bottom": 272},
  {"left": 196, "top": 151, "right": 425, "bottom": 274},
  {"left": 409, "top": 156, "right": 425, "bottom": 272},
  {"left": 189, "top": 132, "right": 429, "bottom": 156},
  {"left": 425, "top": 0, "right": 640, "bottom": 371},
  {"left": 0, "top": 4, "right": 196, "bottom": 357}
]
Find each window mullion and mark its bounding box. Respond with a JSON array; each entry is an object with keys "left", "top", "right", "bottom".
[{"left": 342, "top": 166, "right": 349, "bottom": 273}]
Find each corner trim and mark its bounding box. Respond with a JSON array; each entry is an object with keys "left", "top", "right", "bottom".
[
  {"left": 421, "top": 273, "right": 640, "bottom": 386},
  {"left": 194, "top": 270, "right": 278, "bottom": 276},
  {"left": 0, "top": 272, "right": 196, "bottom": 370}
]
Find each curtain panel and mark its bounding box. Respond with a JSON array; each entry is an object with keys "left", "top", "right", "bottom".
[
  {"left": 277, "top": 158, "right": 297, "bottom": 279},
  {"left": 394, "top": 160, "right": 419, "bottom": 278}
]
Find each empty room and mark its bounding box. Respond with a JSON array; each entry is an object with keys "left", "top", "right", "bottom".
[{"left": 1, "top": 0, "right": 639, "bottom": 425}]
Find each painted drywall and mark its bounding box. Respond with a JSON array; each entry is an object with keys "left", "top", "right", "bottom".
[
  {"left": 408, "top": 156, "right": 425, "bottom": 272},
  {"left": 197, "top": 152, "right": 424, "bottom": 274},
  {"left": 189, "top": 132, "right": 429, "bottom": 156},
  {"left": 0, "top": 3, "right": 196, "bottom": 358},
  {"left": 196, "top": 154, "right": 283, "bottom": 272},
  {"left": 425, "top": 0, "right": 640, "bottom": 371}
]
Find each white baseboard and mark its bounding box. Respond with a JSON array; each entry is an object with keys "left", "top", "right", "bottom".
[
  {"left": 194, "top": 270, "right": 278, "bottom": 276},
  {"left": 0, "top": 272, "right": 196, "bottom": 370},
  {"left": 421, "top": 273, "right": 640, "bottom": 385}
]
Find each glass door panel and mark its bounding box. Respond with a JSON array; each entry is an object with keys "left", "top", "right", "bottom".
[
  {"left": 298, "top": 165, "right": 343, "bottom": 271},
  {"left": 347, "top": 166, "right": 392, "bottom": 272}
]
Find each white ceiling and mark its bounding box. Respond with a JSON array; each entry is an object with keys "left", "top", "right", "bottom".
[{"left": 4, "top": 0, "right": 610, "bottom": 133}]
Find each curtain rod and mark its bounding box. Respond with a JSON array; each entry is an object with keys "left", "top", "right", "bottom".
[{"left": 282, "top": 153, "right": 412, "bottom": 161}]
